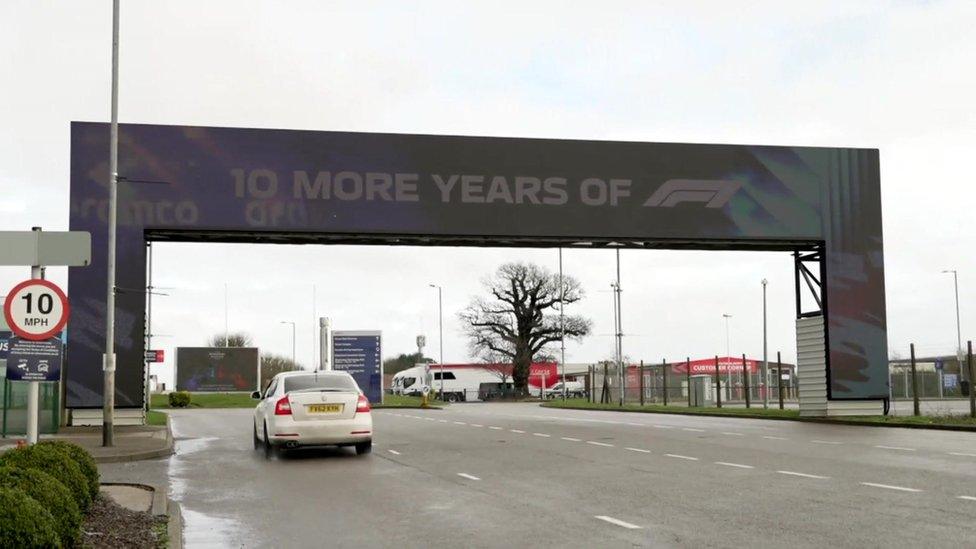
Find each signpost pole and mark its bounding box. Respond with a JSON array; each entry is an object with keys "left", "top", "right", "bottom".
[
  {"left": 26, "top": 256, "right": 41, "bottom": 445},
  {"left": 714, "top": 356, "right": 722, "bottom": 408},
  {"left": 686, "top": 358, "right": 691, "bottom": 407},
  {"left": 777, "top": 352, "right": 784, "bottom": 410}
]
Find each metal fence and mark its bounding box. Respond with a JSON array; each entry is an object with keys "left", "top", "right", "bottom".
[{"left": 1, "top": 378, "right": 60, "bottom": 437}]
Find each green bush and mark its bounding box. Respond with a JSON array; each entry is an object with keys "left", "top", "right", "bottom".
[
  {"left": 0, "top": 466, "right": 81, "bottom": 547},
  {"left": 0, "top": 486, "right": 61, "bottom": 548},
  {"left": 168, "top": 391, "right": 191, "bottom": 408},
  {"left": 37, "top": 441, "right": 100, "bottom": 500},
  {"left": 0, "top": 445, "right": 91, "bottom": 511}
]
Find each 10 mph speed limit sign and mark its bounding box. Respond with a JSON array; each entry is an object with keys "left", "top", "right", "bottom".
[{"left": 3, "top": 279, "right": 70, "bottom": 341}]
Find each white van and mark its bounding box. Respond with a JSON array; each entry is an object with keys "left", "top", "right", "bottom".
[{"left": 391, "top": 365, "right": 504, "bottom": 402}]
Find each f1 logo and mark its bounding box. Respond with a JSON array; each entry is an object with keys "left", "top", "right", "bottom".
[{"left": 643, "top": 179, "right": 741, "bottom": 208}]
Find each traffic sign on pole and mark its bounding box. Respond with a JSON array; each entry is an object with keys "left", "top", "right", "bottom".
[{"left": 3, "top": 279, "right": 70, "bottom": 341}]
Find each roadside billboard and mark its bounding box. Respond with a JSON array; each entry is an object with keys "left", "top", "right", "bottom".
[
  {"left": 175, "top": 347, "right": 259, "bottom": 392},
  {"left": 331, "top": 331, "right": 383, "bottom": 403}
]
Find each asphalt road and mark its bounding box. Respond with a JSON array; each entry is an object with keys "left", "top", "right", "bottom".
[{"left": 101, "top": 404, "right": 976, "bottom": 548}]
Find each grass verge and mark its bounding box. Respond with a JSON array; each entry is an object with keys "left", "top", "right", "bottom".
[
  {"left": 374, "top": 394, "right": 444, "bottom": 408},
  {"left": 145, "top": 410, "right": 168, "bottom": 426},
  {"left": 542, "top": 399, "right": 976, "bottom": 430},
  {"left": 150, "top": 392, "right": 256, "bottom": 409}
]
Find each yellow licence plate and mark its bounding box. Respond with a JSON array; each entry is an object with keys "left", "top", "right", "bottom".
[{"left": 308, "top": 404, "right": 343, "bottom": 414}]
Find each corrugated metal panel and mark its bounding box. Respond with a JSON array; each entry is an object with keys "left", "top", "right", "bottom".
[{"left": 796, "top": 316, "right": 827, "bottom": 416}]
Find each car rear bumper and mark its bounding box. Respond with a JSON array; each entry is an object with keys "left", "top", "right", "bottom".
[{"left": 267, "top": 414, "right": 372, "bottom": 446}]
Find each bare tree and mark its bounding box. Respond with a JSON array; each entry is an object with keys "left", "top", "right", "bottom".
[
  {"left": 260, "top": 353, "right": 301, "bottom": 386},
  {"left": 476, "top": 349, "right": 513, "bottom": 385},
  {"left": 460, "top": 262, "right": 591, "bottom": 390},
  {"left": 208, "top": 332, "right": 253, "bottom": 347}
]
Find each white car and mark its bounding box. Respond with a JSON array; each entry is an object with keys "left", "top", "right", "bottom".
[{"left": 252, "top": 370, "right": 372, "bottom": 456}]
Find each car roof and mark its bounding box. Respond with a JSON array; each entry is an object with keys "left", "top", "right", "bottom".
[{"left": 275, "top": 370, "right": 352, "bottom": 379}]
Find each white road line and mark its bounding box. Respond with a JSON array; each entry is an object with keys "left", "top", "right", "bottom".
[
  {"left": 811, "top": 440, "right": 842, "bottom": 445},
  {"left": 874, "top": 445, "right": 916, "bottom": 452},
  {"left": 453, "top": 421, "right": 467, "bottom": 425},
  {"left": 715, "top": 461, "right": 754, "bottom": 469},
  {"left": 560, "top": 437, "right": 581, "bottom": 442},
  {"left": 777, "top": 470, "right": 829, "bottom": 480},
  {"left": 510, "top": 429, "right": 525, "bottom": 434},
  {"left": 594, "top": 516, "right": 642, "bottom": 530},
  {"left": 424, "top": 417, "right": 435, "bottom": 421},
  {"left": 763, "top": 436, "right": 788, "bottom": 440},
  {"left": 958, "top": 496, "right": 976, "bottom": 501},
  {"left": 625, "top": 422, "right": 644, "bottom": 427},
  {"left": 457, "top": 473, "right": 481, "bottom": 481},
  {"left": 721, "top": 432, "right": 744, "bottom": 437},
  {"left": 665, "top": 453, "right": 699, "bottom": 461},
  {"left": 860, "top": 482, "right": 922, "bottom": 493},
  {"left": 488, "top": 426, "right": 502, "bottom": 430},
  {"left": 470, "top": 424, "right": 483, "bottom": 427},
  {"left": 625, "top": 447, "right": 652, "bottom": 454},
  {"left": 682, "top": 428, "right": 705, "bottom": 432},
  {"left": 533, "top": 433, "right": 551, "bottom": 438},
  {"left": 949, "top": 452, "right": 976, "bottom": 457},
  {"left": 388, "top": 449, "right": 401, "bottom": 456},
  {"left": 652, "top": 425, "right": 674, "bottom": 429},
  {"left": 586, "top": 441, "right": 614, "bottom": 447},
  {"left": 438, "top": 419, "right": 448, "bottom": 423}
]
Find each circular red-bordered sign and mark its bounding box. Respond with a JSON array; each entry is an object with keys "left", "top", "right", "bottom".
[{"left": 3, "top": 279, "right": 70, "bottom": 341}]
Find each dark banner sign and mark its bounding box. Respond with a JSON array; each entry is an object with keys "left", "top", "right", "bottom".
[
  {"left": 67, "top": 123, "right": 886, "bottom": 407},
  {"left": 6, "top": 336, "right": 62, "bottom": 382},
  {"left": 332, "top": 331, "right": 383, "bottom": 403},
  {"left": 175, "top": 347, "right": 259, "bottom": 392}
]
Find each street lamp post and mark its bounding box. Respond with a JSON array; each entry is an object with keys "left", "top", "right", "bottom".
[
  {"left": 942, "top": 270, "right": 962, "bottom": 363},
  {"left": 429, "top": 284, "right": 444, "bottom": 399},
  {"left": 762, "top": 279, "right": 769, "bottom": 409},
  {"left": 280, "top": 321, "right": 296, "bottom": 367},
  {"left": 102, "top": 0, "right": 121, "bottom": 448}
]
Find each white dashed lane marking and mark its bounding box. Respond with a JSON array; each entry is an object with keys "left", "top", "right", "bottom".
[
  {"left": 533, "top": 433, "right": 551, "bottom": 438},
  {"left": 763, "top": 436, "right": 788, "bottom": 441},
  {"left": 682, "top": 428, "right": 705, "bottom": 432},
  {"left": 652, "top": 425, "right": 674, "bottom": 430},
  {"left": 586, "top": 441, "right": 614, "bottom": 447},
  {"left": 665, "top": 454, "right": 699, "bottom": 461},
  {"left": 510, "top": 429, "right": 525, "bottom": 434},
  {"left": 470, "top": 424, "right": 483, "bottom": 427},
  {"left": 874, "top": 445, "right": 915, "bottom": 452},
  {"left": 777, "top": 470, "right": 829, "bottom": 480},
  {"left": 561, "top": 437, "right": 581, "bottom": 442},
  {"left": 958, "top": 496, "right": 976, "bottom": 501},
  {"left": 488, "top": 426, "right": 502, "bottom": 430},
  {"left": 595, "top": 516, "right": 642, "bottom": 530},
  {"left": 949, "top": 452, "right": 976, "bottom": 457},
  {"left": 860, "top": 482, "right": 921, "bottom": 493},
  {"left": 453, "top": 421, "right": 467, "bottom": 425},
  {"left": 721, "top": 432, "right": 744, "bottom": 437},
  {"left": 715, "top": 461, "right": 754, "bottom": 469},
  {"left": 387, "top": 450, "right": 401, "bottom": 456},
  {"left": 457, "top": 473, "right": 481, "bottom": 481},
  {"left": 811, "top": 440, "right": 842, "bottom": 445},
  {"left": 625, "top": 447, "right": 651, "bottom": 454}
]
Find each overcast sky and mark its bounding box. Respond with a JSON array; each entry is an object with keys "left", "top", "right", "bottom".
[{"left": 2, "top": 1, "right": 974, "bottom": 388}]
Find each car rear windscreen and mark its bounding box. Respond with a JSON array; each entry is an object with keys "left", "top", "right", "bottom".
[{"left": 284, "top": 374, "right": 358, "bottom": 393}]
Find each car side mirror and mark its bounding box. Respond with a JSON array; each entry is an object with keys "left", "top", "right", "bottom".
[{"left": 251, "top": 391, "right": 262, "bottom": 400}]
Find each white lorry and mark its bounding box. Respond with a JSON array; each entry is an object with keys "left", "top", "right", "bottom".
[{"left": 391, "top": 364, "right": 505, "bottom": 402}]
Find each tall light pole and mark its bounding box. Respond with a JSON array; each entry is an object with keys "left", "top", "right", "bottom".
[
  {"left": 943, "top": 270, "right": 962, "bottom": 362},
  {"left": 615, "top": 249, "right": 623, "bottom": 406},
  {"left": 102, "top": 0, "right": 121, "bottom": 447},
  {"left": 280, "top": 321, "right": 296, "bottom": 367},
  {"left": 429, "top": 284, "right": 444, "bottom": 398},
  {"left": 723, "top": 313, "right": 732, "bottom": 401},
  {"left": 762, "top": 279, "right": 769, "bottom": 409},
  {"left": 559, "top": 248, "right": 566, "bottom": 400}
]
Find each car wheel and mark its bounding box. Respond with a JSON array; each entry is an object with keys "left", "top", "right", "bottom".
[
  {"left": 253, "top": 422, "right": 260, "bottom": 450},
  {"left": 355, "top": 441, "right": 372, "bottom": 455},
  {"left": 447, "top": 393, "right": 458, "bottom": 403},
  {"left": 263, "top": 423, "right": 275, "bottom": 459}
]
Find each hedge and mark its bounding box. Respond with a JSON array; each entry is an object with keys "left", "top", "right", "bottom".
[
  {"left": 0, "top": 466, "right": 81, "bottom": 547},
  {"left": 0, "top": 445, "right": 91, "bottom": 511},
  {"left": 169, "top": 391, "right": 191, "bottom": 407},
  {"left": 37, "top": 440, "right": 100, "bottom": 500},
  {"left": 0, "top": 486, "right": 61, "bottom": 548}
]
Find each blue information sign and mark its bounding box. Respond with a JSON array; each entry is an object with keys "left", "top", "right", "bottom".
[
  {"left": 331, "top": 331, "right": 383, "bottom": 403},
  {"left": 6, "top": 336, "right": 62, "bottom": 382}
]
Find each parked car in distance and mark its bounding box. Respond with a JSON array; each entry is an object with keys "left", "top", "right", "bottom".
[
  {"left": 543, "top": 380, "right": 586, "bottom": 399},
  {"left": 252, "top": 370, "right": 372, "bottom": 457}
]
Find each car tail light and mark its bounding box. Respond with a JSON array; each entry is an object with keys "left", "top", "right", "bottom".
[
  {"left": 356, "top": 394, "right": 371, "bottom": 413},
  {"left": 274, "top": 395, "right": 292, "bottom": 416}
]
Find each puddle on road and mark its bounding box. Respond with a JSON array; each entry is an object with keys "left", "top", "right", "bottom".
[
  {"left": 181, "top": 508, "right": 242, "bottom": 548},
  {"left": 176, "top": 436, "right": 219, "bottom": 455}
]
